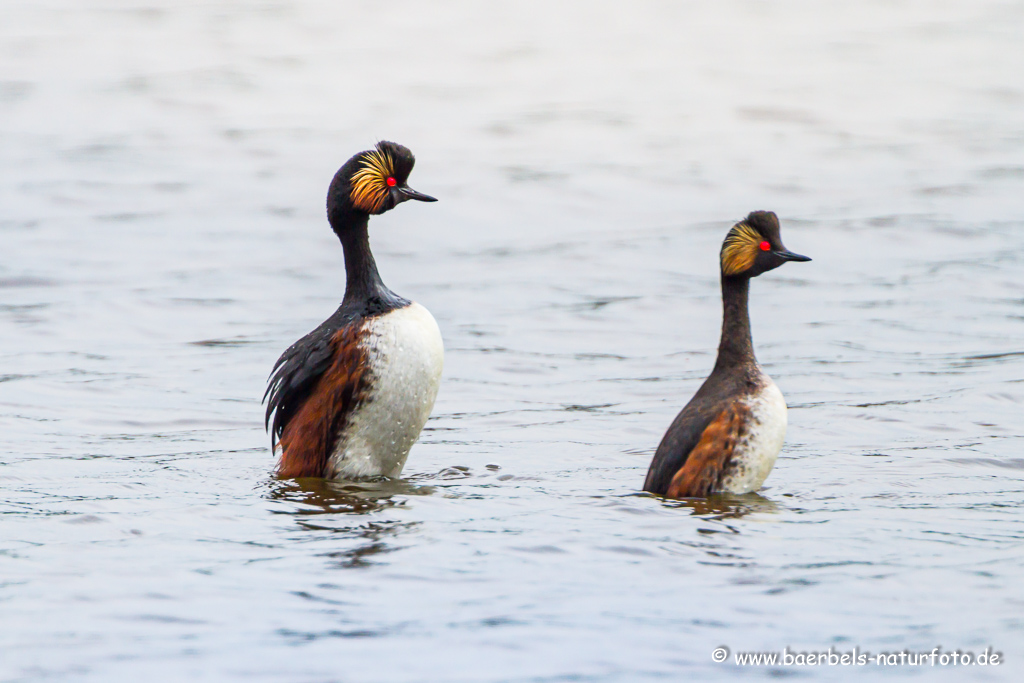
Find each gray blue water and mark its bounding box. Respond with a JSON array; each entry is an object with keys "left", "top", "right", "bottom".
[{"left": 2, "top": 1, "right": 1024, "bottom": 681}]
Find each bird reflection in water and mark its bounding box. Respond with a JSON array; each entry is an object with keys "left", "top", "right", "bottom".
[
  {"left": 266, "top": 477, "right": 435, "bottom": 569},
  {"left": 267, "top": 476, "right": 436, "bottom": 515},
  {"left": 660, "top": 492, "right": 782, "bottom": 521}
]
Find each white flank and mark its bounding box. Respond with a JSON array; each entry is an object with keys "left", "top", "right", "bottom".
[
  {"left": 326, "top": 303, "right": 444, "bottom": 480},
  {"left": 720, "top": 379, "right": 788, "bottom": 494}
]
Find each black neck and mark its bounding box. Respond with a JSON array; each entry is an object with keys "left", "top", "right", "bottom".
[
  {"left": 713, "top": 274, "right": 756, "bottom": 373},
  {"left": 332, "top": 211, "right": 388, "bottom": 305}
]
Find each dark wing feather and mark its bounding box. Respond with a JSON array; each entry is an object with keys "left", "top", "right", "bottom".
[
  {"left": 643, "top": 396, "right": 724, "bottom": 495},
  {"left": 264, "top": 310, "right": 358, "bottom": 448},
  {"left": 664, "top": 403, "right": 748, "bottom": 498},
  {"left": 275, "top": 322, "right": 371, "bottom": 479},
  {"left": 643, "top": 369, "right": 753, "bottom": 495}
]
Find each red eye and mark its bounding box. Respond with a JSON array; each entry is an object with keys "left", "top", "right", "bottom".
[
  {"left": 386, "top": 177, "right": 397, "bottom": 187},
  {"left": 759, "top": 241, "right": 771, "bottom": 251}
]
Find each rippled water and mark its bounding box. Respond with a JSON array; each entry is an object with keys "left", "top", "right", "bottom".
[{"left": 3, "top": 1, "right": 1024, "bottom": 681}]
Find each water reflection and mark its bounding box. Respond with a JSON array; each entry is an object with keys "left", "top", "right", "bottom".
[
  {"left": 266, "top": 478, "right": 429, "bottom": 568},
  {"left": 319, "top": 521, "right": 420, "bottom": 569},
  {"left": 658, "top": 492, "right": 783, "bottom": 520},
  {"left": 267, "top": 477, "right": 436, "bottom": 516}
]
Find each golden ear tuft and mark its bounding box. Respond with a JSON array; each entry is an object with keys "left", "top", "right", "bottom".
[
  {"left": 721, "top": 222, "right": 762, "bottom": 276},
  {"left": 350, "top": 147, "right": 396, "bottom": 213}
]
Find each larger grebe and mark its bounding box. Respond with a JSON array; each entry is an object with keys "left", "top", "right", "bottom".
[
  {"left": 265, "top": 141, "right": 443, "bottom": 480},
  {"left": 644, "top": 211, "right": 810, "bottom": 499}
]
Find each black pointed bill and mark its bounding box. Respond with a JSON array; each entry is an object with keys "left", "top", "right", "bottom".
[
  {"left": 776, "top": 249, "right": 811, "bottom": 262},
  {"left": 398, "top": 186, "right": 437, "bottom": 202}
]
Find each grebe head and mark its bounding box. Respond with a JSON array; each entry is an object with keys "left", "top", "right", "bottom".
[
  {"left": 720, "top": 210, "right": 810, "bottom": 279},
  {"left": 327, "top": 141, "right": 436, "bottom": 223}
]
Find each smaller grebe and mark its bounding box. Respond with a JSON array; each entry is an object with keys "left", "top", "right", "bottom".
[{"left": 644, "top": 211, "right": 810, "bottom": 498}]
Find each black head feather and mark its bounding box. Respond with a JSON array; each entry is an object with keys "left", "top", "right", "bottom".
[{"left": 327, "top": 141, "right": 421, "bottom": 222}]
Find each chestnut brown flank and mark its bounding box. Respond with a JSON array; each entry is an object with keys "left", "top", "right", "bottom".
[
  {"left": 276, "top": 324, "right": 371, "bottom": 478},
  {"left": 665, "top": 403, "right": 749, "bottom": 498}
]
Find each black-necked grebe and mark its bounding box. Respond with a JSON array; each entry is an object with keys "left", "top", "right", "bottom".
[
  {"left": 644, "top": 211, "right": 810, "bottom": 498},
  {"left": 265, "top": 141, "right": 443, "bottom": 480}
]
